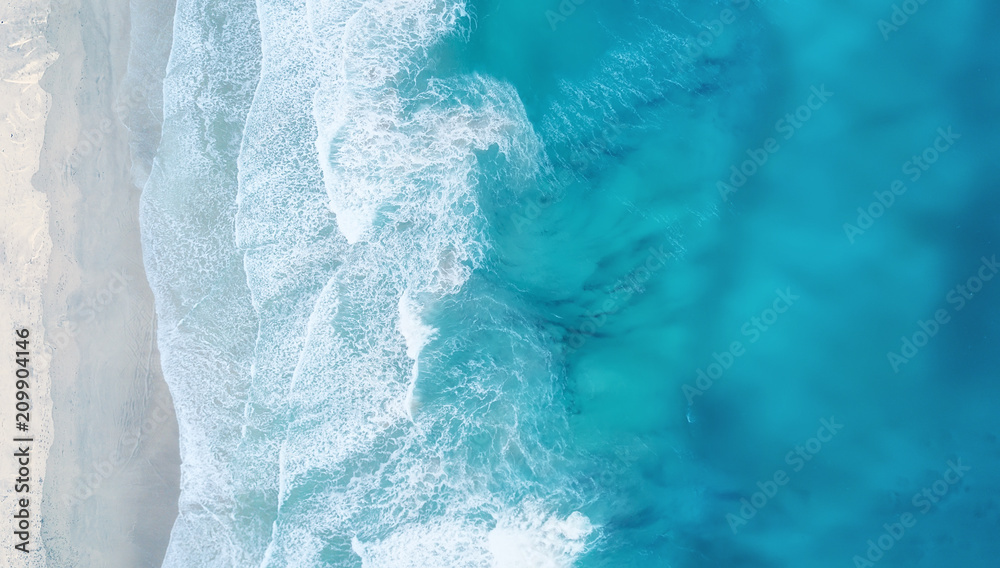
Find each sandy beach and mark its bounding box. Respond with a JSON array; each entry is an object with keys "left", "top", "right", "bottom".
[
  {"left": 3, "top": 0, "right": 180, "bottom": 565},
  {"left": 0, "top": 2, "right": 59, "bottom": 565}
]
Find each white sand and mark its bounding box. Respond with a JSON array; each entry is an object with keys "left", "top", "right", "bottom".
[
  {"left": 0, "top": 1, "right": 59, "bottom": 565},
  {"left": 2, "top": 0, "right": 180, "bottom": 565}
]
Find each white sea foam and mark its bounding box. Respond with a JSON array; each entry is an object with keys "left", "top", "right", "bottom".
[
  {"left": 488, "top": 509, "right": 595, "bottom": 568},
  {"left": 351, "top": 506, "right": 593, "bottom": 568},
  {"left": 139, "top": 0, "right": 264, "bottom": 564},
  {"left": 397, "top": 290, "right": 436, "bottom": 360},
  {"left": 351, "top": 520, "right": 492, "bottom": 568},
  {"left": 398, "top": 290, "right": 435, "bottom": 418},
  {"left": 145, "top": 0, "right": 597, "bottom": 564}
]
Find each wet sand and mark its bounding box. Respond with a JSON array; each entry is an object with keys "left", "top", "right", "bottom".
[{"left": 26, "top": 0, "right": 181, "bottom": 564}]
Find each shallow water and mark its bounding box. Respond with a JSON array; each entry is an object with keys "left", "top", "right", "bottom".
[{"left": 137, "top": 0, "right": 1000, "bottom": 566}]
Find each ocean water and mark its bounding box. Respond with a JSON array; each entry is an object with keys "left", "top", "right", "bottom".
[{"left": 135, "top": 0, "right": 1000, "bottom": 566}]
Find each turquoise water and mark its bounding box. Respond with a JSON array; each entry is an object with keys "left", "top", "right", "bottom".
[{"left": 137, "top": 0, "right": 1000, "bottom": 566}]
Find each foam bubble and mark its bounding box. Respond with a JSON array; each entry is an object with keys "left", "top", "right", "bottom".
[
  {"left": 398, "top": 290, "right": 437, "bottom": 360},
  {"left": 351, "top": 507, "right": 594, "bottom": 568},
  {"left": 398, "top": 290, "right": 437, "bottom": 419},
  {"left": 488, "top": 509, "right": 594, "bottom": 568},
  {"left": 351, "top": 520, "right": 491, "bottom": 568}
]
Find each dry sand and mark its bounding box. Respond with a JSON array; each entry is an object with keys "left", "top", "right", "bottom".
[
  {"left": 3, "top": 0, "right": 180, "bottom": 565},
  {"left": 0, "top": 2, "right": 59, "bottom": 565}
]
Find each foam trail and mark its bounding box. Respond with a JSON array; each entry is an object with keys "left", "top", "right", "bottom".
[{"left": 398, "top": 290, "right": 436, "bottom": 419}]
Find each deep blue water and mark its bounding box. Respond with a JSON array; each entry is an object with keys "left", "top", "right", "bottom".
[{"left": 137, "top": 0, "right": 1000, "bottom": 566}]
